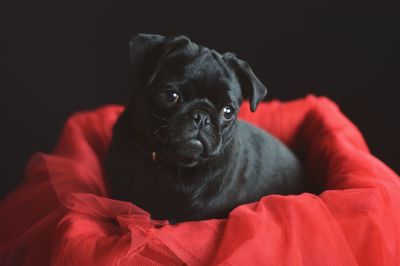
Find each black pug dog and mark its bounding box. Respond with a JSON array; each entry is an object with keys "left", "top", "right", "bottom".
[{"left": 105, "top": 33, "right": 303, "bottom": 223}]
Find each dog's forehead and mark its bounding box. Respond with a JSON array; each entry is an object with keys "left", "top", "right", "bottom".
[
  {"left": 185, "top": 49, "right": 231, "bottom": 79},
  {"left": 187, "top": 58, "right": 239, "bottom": 101},
  {"left": 181, "top": 49, "right": 240, "bottom": 96},
  {"left": 155, "top": 46, "right": 241, "bottom": 104}
]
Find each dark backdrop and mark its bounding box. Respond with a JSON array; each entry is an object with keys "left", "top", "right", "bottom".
[{"left": 1, "top": 0, "right": 399, "bottom": 199}]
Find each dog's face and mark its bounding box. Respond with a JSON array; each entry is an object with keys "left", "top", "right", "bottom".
[{"left": 128, "top": 34, "right": 267, "bottom": 167}]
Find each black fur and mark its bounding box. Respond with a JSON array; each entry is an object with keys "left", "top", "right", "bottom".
[{"left": 105, "top": 34, "right": 303, "bottom": 223}]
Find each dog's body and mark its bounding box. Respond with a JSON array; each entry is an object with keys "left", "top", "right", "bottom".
[{"left": 105, "top": 34, "right": 303, "bottom": 223}]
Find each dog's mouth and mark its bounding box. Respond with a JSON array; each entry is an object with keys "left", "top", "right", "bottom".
[
  {"left": 150, "top": 119, "right": 222, "bottom": 167},
  {"left": 152, "top": 134, "right": 221, "bottom": 167},
  {"left": 188, "top": 139, "right": 203, "bottom": 150},
  {"left": 163, "top": 137, "right": 205, "bottom": 166}
]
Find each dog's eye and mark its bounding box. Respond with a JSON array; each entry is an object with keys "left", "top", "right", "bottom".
[
  {"left": 221, "top": 105, "right": 235, "bottom": 120},
  {"left": 160, "top": 89, "right": 181, "bottom": 105}
]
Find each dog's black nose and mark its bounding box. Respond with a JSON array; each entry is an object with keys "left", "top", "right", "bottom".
[{"left": 191, "top": 110, "right": 211, "bottom": 128}]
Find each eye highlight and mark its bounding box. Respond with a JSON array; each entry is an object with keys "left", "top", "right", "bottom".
[
  {"left": 221, "top": 105, "right": 235, "bottom": 120},
  {"left": 160, "top": 89, "right": 181, "bottom": 105}
]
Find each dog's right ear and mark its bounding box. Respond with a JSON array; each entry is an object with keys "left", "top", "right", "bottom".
[
  {"left": 129, "top": 33, "right": 193, "bottom": 87},
  {"left": 222, "top": 52, "right": 267, "bottom": 112}
]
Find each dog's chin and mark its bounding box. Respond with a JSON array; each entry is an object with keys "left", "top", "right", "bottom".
[
  {"left": 171, "top": 139, "right": 202, "bottom": 166},
  {"left": 157, "top": 138, "right": 219, "bottom": 168},
  {"left": 175, "top": 157, "right": 202, "bottom": 167}
]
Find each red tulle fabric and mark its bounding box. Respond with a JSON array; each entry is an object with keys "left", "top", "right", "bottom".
[{"left": 1, "top": 96, "right": 399, "bottom": 265}]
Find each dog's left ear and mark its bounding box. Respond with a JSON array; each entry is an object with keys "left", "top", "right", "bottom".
[
  {"left": 223, "top": 52, "right": 267, "bottom": 112},
  {"left": 129, "top": 33, "right": 195, "bottom": 87}
]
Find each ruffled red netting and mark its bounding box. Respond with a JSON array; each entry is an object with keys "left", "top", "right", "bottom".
[{"left": 1, "top": 95, "right": 399, "bottom": 265}]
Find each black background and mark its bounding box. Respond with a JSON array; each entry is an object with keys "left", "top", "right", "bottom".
[{"left": 1, "top": 0, "right": 399, "bottom": 199}]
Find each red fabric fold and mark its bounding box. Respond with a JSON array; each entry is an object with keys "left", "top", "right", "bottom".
[{"left": 1, "top": 95, "right": 399, "bottom": 265}]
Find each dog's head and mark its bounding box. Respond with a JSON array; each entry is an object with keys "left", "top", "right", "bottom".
[{"left": 128, "top": 33, "right": 267, "bottom": 167}]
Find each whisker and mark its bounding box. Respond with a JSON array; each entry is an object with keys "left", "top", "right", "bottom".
[
  {"left": 151, "top": 114, "right": 167, "bottom": 122},
  {"left": 151, "top": 166, "right": 162, "bottom": 178},
  {"left": 152, "top": 125, "right": 168, "bottom": 135},
  {"left": 177, "top": 167, "right": 181, "bottom": 179},
  {"left": 162, "top": 136, "right": 169, "bottom": 151}
]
